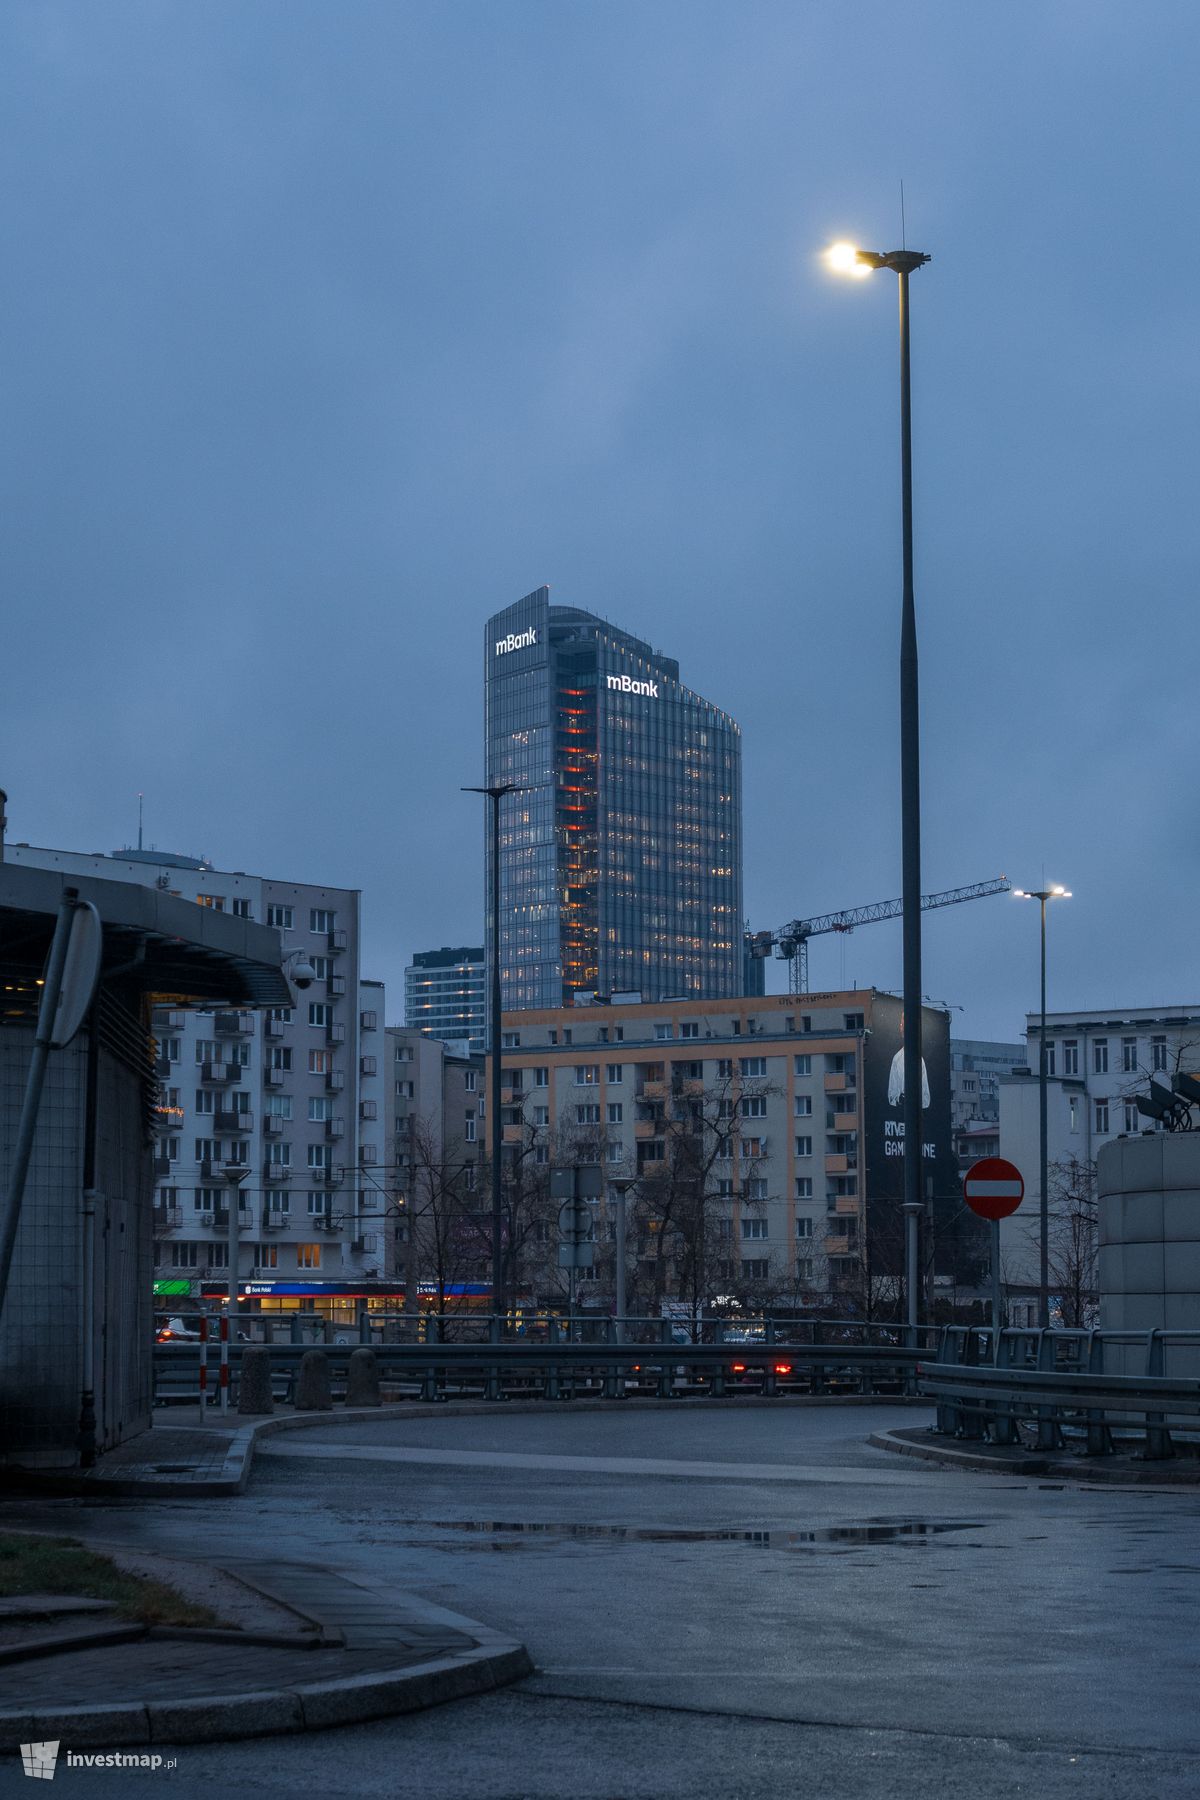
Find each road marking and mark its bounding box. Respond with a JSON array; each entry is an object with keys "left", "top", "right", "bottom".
[{"left": 257, "top": 1439, "right": 945, "bottom": 1486}]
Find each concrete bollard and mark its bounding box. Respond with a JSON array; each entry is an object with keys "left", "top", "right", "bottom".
[
  {"left": 295, "top": 1349, "right": 333, "bottom": 1412},
  {"left": 237, "top": 1346, "right": 275, "bottom": 1416},
  {"left": 345, "top": 1347, "right": 381, "bottom": 1408}
]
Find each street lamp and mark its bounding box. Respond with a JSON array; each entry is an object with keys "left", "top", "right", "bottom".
[
  {"left": 827, "top": 237, "right": 931, "bottom": 1332},
  {"left": 1013, "top": 885, "right": 1071, "bottom": 1327},
  {"left": 463, "top": 782, "right": 528, "bottom": 1329}
]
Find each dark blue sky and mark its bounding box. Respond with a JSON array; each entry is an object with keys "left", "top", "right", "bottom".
[{"left": 2, "top": 2, "right": 1197, "bottom": 1038}]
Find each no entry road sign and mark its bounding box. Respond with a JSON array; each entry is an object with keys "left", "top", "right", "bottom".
[{"left": 963, "top": 1156, "right": 1025, "bottom": 1221}]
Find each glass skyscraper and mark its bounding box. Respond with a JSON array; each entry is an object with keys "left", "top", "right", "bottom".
[{"left": 485, "top": 587, "right": 743, "bottom": 1011}]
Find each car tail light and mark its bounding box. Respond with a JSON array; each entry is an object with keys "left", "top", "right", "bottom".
[
  {"left": 732, "top": 1362, "right": 746, "bottom": 1374},
  {"left": 774, "top": 1362, "right": 792, "bottom": 1375}
]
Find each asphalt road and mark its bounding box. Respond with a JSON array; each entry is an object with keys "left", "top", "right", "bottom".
[{"left": 3, "top": 1403, "right": 1199, "bottom": 1799}]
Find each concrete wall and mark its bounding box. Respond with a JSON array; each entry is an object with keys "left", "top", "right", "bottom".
[{"left": 1098, "top": 1133, "right": 1200, "bottom": 1336}]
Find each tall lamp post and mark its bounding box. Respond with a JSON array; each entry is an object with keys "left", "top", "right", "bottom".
[
  {"left": 827, "top": 238, "right": 931, "bottom": 1331},
  {"left": 463, "top": 782, "right": 524, "bottom": 1328},
  {"left": 1013, "top": 886, "right": 1071, "bottom": 1327}
]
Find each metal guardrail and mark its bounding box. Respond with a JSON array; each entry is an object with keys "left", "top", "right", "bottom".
[
  {"left": 153, "top": 1317, "right": 933, "bottom": 1409},
  {"left": 918, "top": 1326, "right": 1200, "bottom": 1461}
]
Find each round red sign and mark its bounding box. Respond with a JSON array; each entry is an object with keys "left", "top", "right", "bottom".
[{"left": 963, "top": 1156, "right": 1025, "bottom": 1221}]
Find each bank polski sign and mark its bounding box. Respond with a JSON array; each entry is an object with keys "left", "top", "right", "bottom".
[
  {"left": 607, "top": 672, "right": 659, "bottom": 698},
  {"left": 495, "top": 627, "right": 538, "bottom": 656}
]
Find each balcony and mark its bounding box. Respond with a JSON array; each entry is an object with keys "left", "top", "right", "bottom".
[
  {"left": 152, "top": 1205, "right": 182, "bottom": 1231},
  {"left": 325, "top": 1117, "right": 345, "bottom": 1141},
  {"left": 263, "top": 1066, "right": 287, "bottom": 1090},
  {"left": 327, "top": 928, "right": 347, "bottom": 954},
  {"left": 500, "top": 1086, "right": 523, "bottom": 1107},
  {"left": 263, "top": 1163, "right": 292, "bottom": 1184},
  {"left": 830, "top": 1110, "right": 858, "bottom": 1133},
  {"left": 326, "top": 1024, "right": 346, "bottom": 1047},
  {"left": 358, "top": 1145, "right": 378, "bottom": 1166},
  {"left": 216, "top": 1109, "right": 252, "bottom": 1134},
  {"left": 215, "top": 1010, "right": 254, "bottom": 1037},
  {"left": 833, "top": 1195, "right": 859, "bottom": 1216},
  {"left": 153, "top": 1155, "right": 172, "bottom": 1179},
  {"left": 641, "top": 1080, "right": 668, "bottom": 1101},
  {"left": 359, "top": 1099, "right": 378, "bottom": 1122},
  {"left": 201, "top": 1210, "right": 231, "bottom": 1231},
  {"left": 200, "top": 1061, "right": 240, "bottom": 1085},
  {"left": 265, "top": 1016, "right": 286, "bottom": 1041},
  {"left": 313, "top": 1211, "right": 343, "bottom": 1232},
  {"left": 326, "top": 975, "right": 347, "bottom": 999},
  {"left": 154, "top": 1055, "right": 173, "bottom": 1080},
  {"left": 502, "top": 1123, "right": 523, "bottom": 1145},
  {"left": 360, "top": 1055, "right": 377, "bottom": 1078},
  {"left": 824, "top": 1072, "right": 848, "bottom": 1094},
  {"left": 825, "top": 1154, "right": 853, "bottom": 1176},
  {"left": 261, "top": 1207, "right": 289, "bottom": 1231},
  {"left": 634, "top": 1120, "right": 661, "bottom": 1141},
  {"left": 265, "top": 1116, "right": 286, "bottom": 1139},
  {"left": 822, "top": 1233, "right": 857, "bottom": 1259},
  {"left": 156, "top": 1009, "right": 185, "bottom": 1032},
  {"left": 311, "top": 1166, "right": 340, "bottom": 1187},
  {"left": 325, "top": 1069, "right": 345, "bottom": 1094}
]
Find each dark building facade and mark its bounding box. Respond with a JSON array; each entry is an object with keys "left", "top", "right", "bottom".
[
  {"left": 485, "top": 587, "right": 742, "bottom": 1012},
  {"left": 405, "top": 945, "right": 485, "bottom": 1053}
]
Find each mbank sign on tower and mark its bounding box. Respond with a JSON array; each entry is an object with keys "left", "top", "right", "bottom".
[{"left": 485, "top": 587, "right": 743, "bottom": 1012}]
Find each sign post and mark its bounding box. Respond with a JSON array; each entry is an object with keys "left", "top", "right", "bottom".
[
  {"left": 963, "top": 1157, "right": 1025, "bottom": 1333},
  {"left": 551, "top": 1165, "right": 600, "bottom": 1320}
]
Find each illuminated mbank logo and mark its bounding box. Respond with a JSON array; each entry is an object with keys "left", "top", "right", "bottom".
[
  {"left": 606, "top": 673, "right": 659, "bottom": 698},
  {"left": 494, "top": 627, "right": 538, "bottom": 656}
]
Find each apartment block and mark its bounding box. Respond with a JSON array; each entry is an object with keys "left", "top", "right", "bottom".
[
  {"left": 404, "top": 945, "right": 485, "bottom": 1053},
  {"left": 386, "top": 1026, "right": 485, "bottom": 1299},
  {"left": 6, "top": 841, "right": 391, "bottom": 1323},
  {"left": 492, "top": 990, "right": 953, "bottom": 1306}
]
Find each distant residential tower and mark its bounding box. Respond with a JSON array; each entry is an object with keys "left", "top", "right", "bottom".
[{"left": 405, "top": 946, "right": 485, "bottom": 1053}]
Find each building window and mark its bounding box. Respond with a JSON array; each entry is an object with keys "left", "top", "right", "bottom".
[
  {"left": 741, "top": 1217, "right": 768, "bottom": 1239},
  {"left": 171, "top": 1242, "right": 199, "bottom": 1268},
  {"left": 793, "top": 1095, "right": 812, "bottom": 1117},
  {"left": 1122, "top": 1037, "right": 1138, "bottom": 1073},
  {"left": 575, "top": 1065, "right": 600, "bottom": 1085},
  {"left": 796, "top": 1217, "right": 813, "bottom": 1238},
  {"left": 308, "top": 1097, "right": 331, "bottom": 1121},
  {"left": 742, "top": 1178, "right": 769, "bottom": 1202},
  {"left": 465, "top": 1070, "right": 477, "bottom": 1092},
  {"left": 575, "top": 1103, "right": 601, "bottom": 1126},
  {"left": 741, "top": 1259, "right": 770, "bottom": 1281},
  {"left": 193, "top": 1187, "right": 219, "bottom": 1211},
  {"left": 269, "top": 1006, "right": 293, "bottom": 1024},
  {"left": 231, "top": 897, "right": 251, "bottom": 918},
  {"left": 844, "top": 1013, "right": 864, "bottom": 1031},
  {"left": 1069, "top": 1097, "right": 1078, "bottom": 1133},
  {"left": 1124, "top": 1102, "right": 1139, "bottom": 1133},
  {"left": 308, "top": 1003, "right": 331, "bottom": 1028},
  {"left": 197, "top": 894, "right": 225, "bottom": 911},
  {"left": 607, "top": 1102, "right": 623, "bottom": 1124},
  {"left": 680, "top": 1021, "right": 699, "bottom": 1039},
  {"left": 268, "top": 1142, "right": 292, "bottom": 1167},
  {"left": 740, "top": 1095, "right": 767, "bottom": 1118},
  {"left": 1045, "top": 1043, "right": 1056, "bottom": 1076},
  {"left": 502, "top": 1031, "right": 521, "bottom": 1049},
  {"left": 253, "top": 1243, "right": 279, "bottom": 1268},
  {"left": 297, "top": 1243, "right": 322, "bottom": 1268},
  {"left": 793, "top": 1055, "right": 811, "bottom": 1076},
  {"left": 465, "top": 1116, "right": 476, "bottom": 1142},
  {"left": 796, "top": 1258, "right": 813, "bottom": 1283},
  {"left": 535, "top": 1145, "right": 550, "bottom": 1164},
  {"left": 795, "top": 1136, "right": 812, "bottom": 1157},
  {"left": 533, "top": 1105, "right": 549, "bottom": 1126},
  {"left": 1095, "top": 1099, "right": 1109, "bottom": 1133},
  {"left": 267, "top": 905, "right": 293, "bottom": 930},
  {"left": 740, "top": 1057, "right": 767, "bottom": 1078},
  {"left": 310, "top": 909, "right": 336, "bottom": 933},
  {"left": 1093, "top": 1039, "right": 1109, "bottom": 1075},
  {"left": 606, "top": 1064, "right": 623, "bottom": 1084},
  {"left": 606, "top": 1141, "right": 624, "bottom": 1162},
  {"left": 654, "top": 1023, "right": 674, "bottom": 1040},
  {"left": 740, "top": 1137, "right": 765, "bottom": 1158},
  {"left": 795, "top": 1177, "right": 813, "bottom": 1199},
  {"left": 532, "top": 1067, "right": 549, "bottom": 1088},
  {"left": 271, "top": 1047, "right": 293, "bottom": 1071},
  {"left": 1063, "top": 1040, "right": 1079, "bottom": 1076},
  {"left": 1152, "top": 1035, "right": 1168, "bottom": 1072},
  {"left": 717, "top": 1059, "right": 733, "bottom": 1079}
]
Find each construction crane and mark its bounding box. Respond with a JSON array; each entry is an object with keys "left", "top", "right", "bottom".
[{"left": 746, "top": 877, "right": 1012, "bottom": 995}]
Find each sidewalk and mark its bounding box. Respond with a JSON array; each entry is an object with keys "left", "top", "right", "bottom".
[{"left": 0, "top": 1555, "right": 532, "bottom": 1749}]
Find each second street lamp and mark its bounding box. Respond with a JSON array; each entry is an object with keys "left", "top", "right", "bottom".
[
  {"left": 827, "top": 238, "right": 931, "bottom": 1330},
  {"left": 1013, "top": 884, "right": 1072, "bottom": 1328}
]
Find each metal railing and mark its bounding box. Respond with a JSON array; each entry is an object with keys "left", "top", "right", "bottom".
[
  {"left": 918, "top": 1326, "right": 1200, "bottom": 1460},
  {"left": 153, "top": 1313, "right": 937, "bottom": 1410}
]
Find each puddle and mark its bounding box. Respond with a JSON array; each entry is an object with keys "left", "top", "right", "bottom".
[{"left": 398, "top": 1517, "right": 987, "bottom": 1552}]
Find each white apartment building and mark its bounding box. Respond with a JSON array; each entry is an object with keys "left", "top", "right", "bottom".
[
  {"left": 385, "top": 1026, "right": 484, "bottom": 1299},
  {"left": 951, "top": 1038, "right": 1026, "bottom": 1131},
  {"left": 6, "top": 841, "right": 390, "bottom": 1323},
  {"left": 999, "top": 1003, "right": 1200, "bottom": 1318}
]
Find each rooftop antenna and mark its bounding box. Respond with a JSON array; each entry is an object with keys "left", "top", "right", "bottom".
[{"left": 137, "top": 792, "right": 144, "bottom": 852}]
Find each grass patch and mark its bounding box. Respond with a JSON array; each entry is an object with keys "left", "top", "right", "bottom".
[{"left": 0, "top": 1533, "right": 218, "bottom": 1628}]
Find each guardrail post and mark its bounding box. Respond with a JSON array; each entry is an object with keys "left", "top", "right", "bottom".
[
  {"left": 545, "top": 1315, "right": 560, "bottom": 1401},
  {"left": 658, "top": 1319, "right": 673, "bottom": 1398},
  {"left": 218, "top": 1312, "right": 230, "bottom": 1413},
  {"left": 486, "top": 1313, "right": 504, "bottom": 1402},
  {"left": 1035, "top": 1330, "right": 1063, "bottom": 1450},
  {"left": 198, "top": 1315, "right": 209, "bottom": 1422},
  {"left": 986, "top": 1328, "right": 1017, "bottom": 1446},
  {"left": 1084, "top": 1331, "right": 1113, "bottom": 1455},
  {"left": 1144, "top": 1330, "right": 1173, "bottom": 1460},
  {"left": 712, "top": 1320, "right": 726, "bottom": 1399}
]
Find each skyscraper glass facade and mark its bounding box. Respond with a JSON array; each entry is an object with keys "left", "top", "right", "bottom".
[
  {"left": 405, "top": 946, "right": 485, "bottom": 1053},
  {"left": 485, "top": 587, "right": 742, "bottom": 1011}
]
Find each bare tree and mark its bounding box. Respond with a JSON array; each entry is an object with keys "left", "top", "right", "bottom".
[{"left": 1047, "top": 1154, "right": 1098, "bottom": 1328}]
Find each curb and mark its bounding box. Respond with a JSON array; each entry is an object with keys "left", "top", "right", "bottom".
[
  {"left": 868, "top": 1426, "right": 1200, "bottom": 1486},
  {"left": 0, "top": 1629, "right": 534, "bottom": 1750}
]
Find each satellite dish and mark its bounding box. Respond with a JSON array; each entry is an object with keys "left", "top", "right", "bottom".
[{"left": 50, "top": 902, "right": 103, "bottom": 1048}]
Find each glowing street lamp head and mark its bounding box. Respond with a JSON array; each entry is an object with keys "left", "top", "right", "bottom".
[{"left": 826, "top": 241, "right": 872, "bottom": 279}]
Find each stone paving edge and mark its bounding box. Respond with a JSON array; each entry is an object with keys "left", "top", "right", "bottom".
[
  {"left": 868, "top": 1425, "right": 1200, "bottom": 1486},
  {"left": 0, "top": 1637, "right": 535, "bottom": 1750}
]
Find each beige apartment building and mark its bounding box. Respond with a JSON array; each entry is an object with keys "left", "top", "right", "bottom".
[{"left": 492, "top": 989, "right": 954, "bottom": 1308}]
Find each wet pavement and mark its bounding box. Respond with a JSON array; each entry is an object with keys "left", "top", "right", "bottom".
[{"left": 3, "top": 1402, "right": 1199, "bottom": 1798}]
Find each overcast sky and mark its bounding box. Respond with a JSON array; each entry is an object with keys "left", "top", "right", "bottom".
[{"left": 2, "top": 2, "right": 1197, "bottom": 1041}]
